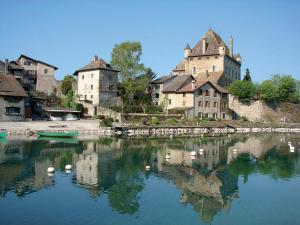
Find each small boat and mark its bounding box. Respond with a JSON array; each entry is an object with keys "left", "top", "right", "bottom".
[
  {"left": 37, "top": 130, "right": 78, "bottom": 138},
  {"left": 0, "top": 130, "right": 7, "bottom": 138}
]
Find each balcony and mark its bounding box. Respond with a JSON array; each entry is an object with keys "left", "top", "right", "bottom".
[{"left": 25, "top": 70, "right": 37, "bottom": 78}]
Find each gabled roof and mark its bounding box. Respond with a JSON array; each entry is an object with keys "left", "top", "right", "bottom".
[
  {"left": 190, "top": 29, "right": 229, "bottom": 57},
  {"left": 163, "top": 75, "right": 194, "bottom": 93},
  {"left": 172, "top": 59, "right": 185, "bottom": 72},
  {"left": 151, "top": 75, "right": 174, "bottom": 84},
  {"left": 0, "top": 73, "right": 28, "bottom": 97},
  {"left": 196, "top": 71, "right": 224, "bottom": 83},
  {"left": 177, "top": 78, "right": 228, "bottom": 94},
  {"left": 18, "top": 54, "right": 58, "bottom": 70},
  {"left": 73, "top": 56, "right": 119, "bottom": 75}
]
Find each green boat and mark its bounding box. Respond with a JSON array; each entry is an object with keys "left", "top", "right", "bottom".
[
  {"left": 0, "top": 131, "right": 7, "bottom": 138},
  {"left": 37, "top": 131, "right": 79, "bottom": 138}
]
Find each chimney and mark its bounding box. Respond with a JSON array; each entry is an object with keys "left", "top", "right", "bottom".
[
  {"left": 93, "top": 55, "right": 98, "bottom": 63},
  {"left": 229, "top": 35, "right": 233, "bottom": 57},
  {"left": 202, "top": 38, "right": 206, "bottom": 54},
  {"left": 4, "top": 59, "right": 9, "bottom": 75},
  {"left": 191, "top": 79, "right": 195, "bottom": 90}
]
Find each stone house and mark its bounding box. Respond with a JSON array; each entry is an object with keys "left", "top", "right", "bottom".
[
  {"left": 150, "top": 75, "right": 175, "bottom": 106},
  {"left": 0, "top": 72, "right": 28, "bottom": 121},
  {"left": 161, "top": 75, "right": 230, "bottom": 119},
  {"left": 172, "top": 29, "right": 241, "bottom": 87},
  {"left": 73, "top": 55, "right": 119, "bottom": 116},
  {"left": 16, "top": 54, "right": 58, "bottom": 94}
]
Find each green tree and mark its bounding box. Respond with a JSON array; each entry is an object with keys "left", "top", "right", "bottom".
[
  {"left": 277, "top": 75, "right": 298, "bottom": 103},
  {"left": 61, "top": 75, "right": 75, "bottom": 95},
  {"left": 111, "top": 41, "right": 156, "bottom": 107},
  {"left": 259, "top": 80, "right": 278, "bottom": 103},
  {"left": 243, "top": 68, "right": 252, "bottom": 82},
  {"left": 229, "top": 80, "right": 256, "bottom": 103}
]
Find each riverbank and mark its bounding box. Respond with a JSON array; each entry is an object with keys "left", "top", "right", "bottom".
[{"left": 1, "top": 119, "right": 300, "bottom": 137}]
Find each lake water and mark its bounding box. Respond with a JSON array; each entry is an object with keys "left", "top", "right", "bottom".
[{"left": 0, "top": 134, "right": 300, "bottom": 225}]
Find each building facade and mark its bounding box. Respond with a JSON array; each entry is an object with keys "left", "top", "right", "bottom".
[
  {"left": 74, "top": 56, "right": 119, "bottom": 115},
  {"left": 161, "top": 75, "right": 230, "bottom": 119},
  {"left": 0, "top": 73, "right": 28, "bottom": 121},
  {"left": 172, "top": 29, "right": 241, "bottom": 87},
  {"left": 16, "top": 55, "right": 57, "bottom": 94}
]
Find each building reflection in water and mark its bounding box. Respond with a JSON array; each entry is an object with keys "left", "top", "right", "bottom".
[{"left": 0, "top": 134, "right": 299, "bottom": 224}]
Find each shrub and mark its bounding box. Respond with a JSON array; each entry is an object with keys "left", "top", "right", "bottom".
[
  {"left": 229, "top": 80, "right": 257, "bottom": 104},
  {"left": 150, "top": 116, "right": 159, "bottom": 125},
  {"left": 240, "top": 116, "right": 249, "bottom": 121},
  {"left": 99, "top": 117, "right": 113, "bottom": 127},
  {"left": 145, "top": 105, "right": 163, "bottom": 114}
]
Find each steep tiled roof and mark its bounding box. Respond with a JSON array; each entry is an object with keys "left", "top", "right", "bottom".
[
  {"left": 0, "top": 73, "right": 28, "bottom": 97},
  {"left": 74, "top": 56, "right": 119, "bottom": 75},
  {"left": 151, "top": 75, "right": 174, "bottom": 84},
  {"left": 172, "top": 59, "right": 185, "bottom": 72},
  {"left": 190, "top": 29, "right": 229, "bottom": 56},
  {"left": 163, "top": 75, "right": 194, "bottom": 93},
  {"left": 177, "top": 77, "right": 228, "bottom": 94},
  {"left": 18, "top": 54, "right": 58, "bottom": 70}
]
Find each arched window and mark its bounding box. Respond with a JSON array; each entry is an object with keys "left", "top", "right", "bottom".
[{"left": 212, "top": 65, "right": 216, "bottom": 72}]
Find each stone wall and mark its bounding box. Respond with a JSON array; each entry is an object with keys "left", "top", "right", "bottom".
[
  {"left": 120, "top": 113, "right": 182, "bottom": 124},
  {"left": 229, "top": 95, "right": 300, "bottom": 123},
  {"left": 0, "top": 97, "right": 25, "bottom": 121}
]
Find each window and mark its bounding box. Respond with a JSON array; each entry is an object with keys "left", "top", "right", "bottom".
[
  {"left": 84, "top": 95, "right": 87, "bottom": 100},
  {"left": 4, "top": 96, "right": 22, "bottom": 103},
  {"left": 223, "top": 113, "right": 226, "bottom": 119},
  {"left": 44, "top": 69, "right": 48, "bottom": 74},
  {"left": 108, "top": 85, "right": 113, "bottom": 90},
  {"left": 205, "top": 101, "right": 210, "bottom": 107},
  {"left": 193, "top": 66, "right": 196, "bottom": 74},
  {"left": 5, "top": 107, "right": 20, "bottom": 116},
  {"left": 91, "top": 74, "right": 93, "bottom": 78},
  {"left": 155, "top": 84, "right": 160, "bottom": 90},
  {"left": 198, "top": 89, "right": 203, "bottom": 95},
  {"left": 214, "top": 102, "right": 218, "bottom": 108},
  {"left": 155, "top": 102, "right": 158, "bottom": 106},
  {"left": 198, "top": 112, "right": 202, "bottom": 117},
  {"left": 205, "top": 90, "right": 209, "bottom": 96},
  {"left": 212, "top": 65, "right": 216, "bottom": 72},
  {"left": 215, "top": 56, "right": 218, "bottom": 59},
  {"left": 91, "top": 95, "right": 93, "bottom": 99},
  {"left": 168, "top": 99, "right": 171, "bottom": 105},
  {"left": 91, "top": 85, "right": 93, "bottom": 90},
  {"left": 155, "top": 93, "right": 159, "bottom": 98},
  {"left": 183, "top": 93, "right": 186, "bottom": 97},
  {"left": 198, "top": 101, "right": 202, "bottom": 107},
  {"left": 82, "top": 75, "right": 84, "bottom": 80},
  {"left": 213, "top": 113, "right": 218, "bottom": 119},
  {"left": 24, "top": 60, "right": 31, "bottom": 66},
  {"left": 198, "top": 57, "right": 201, "bottom": 60},
  {"left": 214, "top": 91, "right": 217, "bottom": 97}
]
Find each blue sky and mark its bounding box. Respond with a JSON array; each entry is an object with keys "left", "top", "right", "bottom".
[{"left": 0, "top": 0, "right": 299, "bottom": 82}]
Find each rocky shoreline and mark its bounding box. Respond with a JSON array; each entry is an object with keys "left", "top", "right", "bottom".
[{"left": 3, "top": 126, "right": 300, "bottom": 138}]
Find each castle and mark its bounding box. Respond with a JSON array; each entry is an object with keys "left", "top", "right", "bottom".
[{"left": 172, "top": 29, "right": 241, "bottom": 87}]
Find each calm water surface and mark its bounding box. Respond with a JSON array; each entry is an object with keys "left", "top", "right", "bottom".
[{"left": 0, "top": 134, "right": 300, "bottom": 225}]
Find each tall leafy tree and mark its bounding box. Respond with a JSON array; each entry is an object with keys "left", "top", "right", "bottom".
[
  {"left": 61, "top": 75, "right": 75, "bottom": 96},
  {"left": 110, "top": 41, "right": 155, "bottom": 105}
]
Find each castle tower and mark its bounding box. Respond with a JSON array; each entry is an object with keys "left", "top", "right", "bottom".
[{"left": 184, "top": 44, "right": 191, "bottom": 58}]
